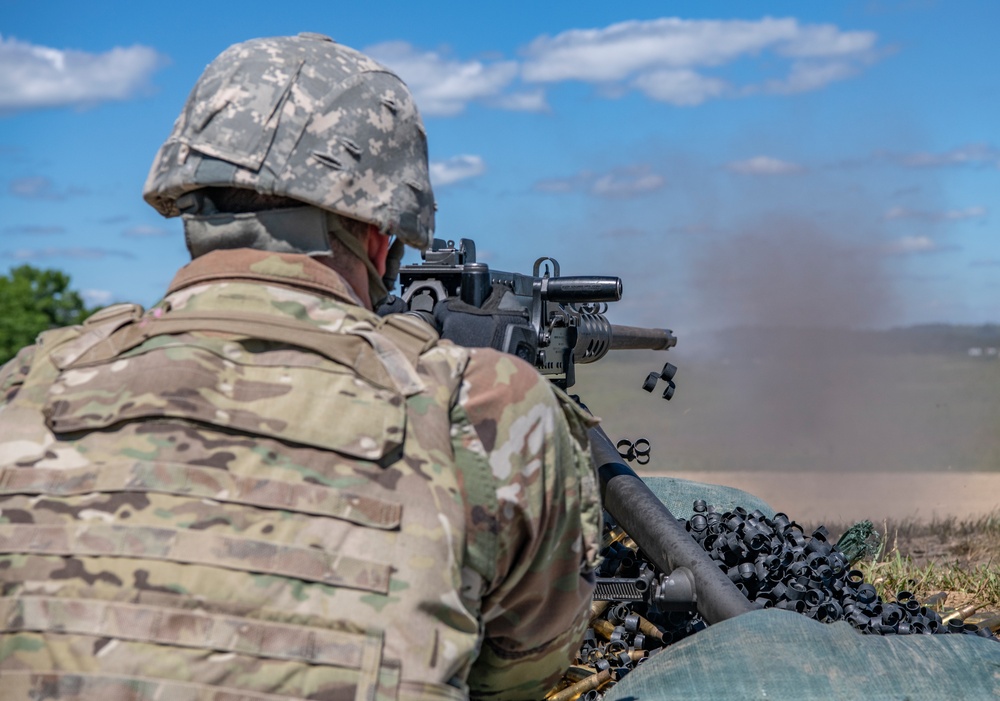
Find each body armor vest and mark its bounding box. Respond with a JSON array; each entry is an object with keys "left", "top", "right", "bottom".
[{"left": 0, "top": 300, "right": 483, "bottom": 701}]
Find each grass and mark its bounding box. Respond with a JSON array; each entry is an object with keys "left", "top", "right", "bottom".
[{"left": 820, "top": 511, "right": 1000, "bottom": 621}]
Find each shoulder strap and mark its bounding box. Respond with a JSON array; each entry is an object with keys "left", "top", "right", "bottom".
[
  {"left": 0, "top": 304, "right": 147, "bottom": 453},
  {"left": 41, "top": 303, "right": 145, "bottom": 370},
  {"left": 64, "top": 309, "right": 428, "bottom": 397},
  {"left": 374, "top": 313, "right": 439, "bottom": 366}
]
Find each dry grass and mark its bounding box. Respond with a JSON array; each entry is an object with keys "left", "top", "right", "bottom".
[{"left": 819, "top": 511, "right": 1000, "bottom": 624}]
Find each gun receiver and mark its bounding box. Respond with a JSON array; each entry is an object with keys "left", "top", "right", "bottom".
[
  {"left": 380, "top": 237, "right": 752, "bottom": 626},
  {"left": 387, "top": 238, "right": 676, "bottom": 390}
]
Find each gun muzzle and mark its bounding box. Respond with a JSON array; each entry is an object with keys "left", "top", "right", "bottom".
[
  {"left": 609, "top": 325, "right": 678, "bottom": 351},
  {"left": 573, "top": 321, "right": 676, "bottom": 367},
  {"left": 540, "top": 276, "right": 622, "bottom": 303}
]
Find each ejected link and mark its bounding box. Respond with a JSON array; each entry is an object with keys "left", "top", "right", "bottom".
[{"left": 642, "top": 361, "right": 678, "bottom": 399}]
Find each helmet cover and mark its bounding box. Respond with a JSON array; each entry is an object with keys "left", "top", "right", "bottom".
[{"left": 143, "top": 33, "right": 435, "bottom": 249}]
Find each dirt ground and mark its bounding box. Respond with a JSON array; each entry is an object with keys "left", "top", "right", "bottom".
[{"left": 659, "top": 470, "right": 1000, "bottom": 524}]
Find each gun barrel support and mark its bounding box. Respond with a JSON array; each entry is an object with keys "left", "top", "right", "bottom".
[{"left": 589, "top": 426, "right": 756, "bottom": 625}]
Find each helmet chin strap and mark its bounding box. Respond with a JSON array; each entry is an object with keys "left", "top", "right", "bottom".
[
  {"left": 382, "top": 238, "right": 406, "bottom": 293},
  {"left": 325, "top": 214, "right": 406, "bottom": 309}
]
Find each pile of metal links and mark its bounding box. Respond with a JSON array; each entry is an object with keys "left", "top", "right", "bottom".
[{"left": 546, "top": 501, "right": 998, "bottom": 701}]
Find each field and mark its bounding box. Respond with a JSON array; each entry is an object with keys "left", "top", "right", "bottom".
[
  {"left": 575, "top": 348, "right": 1000, "bottom": 476},
  {"left": 573, "top": 339, "right": 1000, "bottom": 623}
]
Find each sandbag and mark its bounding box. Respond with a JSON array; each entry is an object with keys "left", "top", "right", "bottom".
[
  {"left": 604, "top": 608, "right": 999, "bottom": 700},
  {"left": 641, "top": 476, "right": 775, "bottom": 520}
]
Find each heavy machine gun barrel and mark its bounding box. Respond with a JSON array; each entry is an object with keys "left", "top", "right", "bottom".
[
  {"left": 589, "top": 426, "right": 757, "bottom": 624},
  {"left": 610, "top": 325, "right": 678, "bottom": 352}
]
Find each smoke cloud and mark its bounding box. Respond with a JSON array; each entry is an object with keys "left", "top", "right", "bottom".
[{"left": 677, "top": 214, "right": 904, "bottom": 473}]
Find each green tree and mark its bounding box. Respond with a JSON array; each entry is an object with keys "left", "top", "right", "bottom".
[{"left": 0, "top": 265, "right": 97, "bottom": 365}]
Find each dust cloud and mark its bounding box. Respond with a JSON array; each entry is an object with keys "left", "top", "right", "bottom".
[
  {"left": 577, "top": 215, "right": 976, "bottom": 476},
  {"left": 679, "top": 214, "right": 908, "bottom": 473},
  {"left": 528, "top": 144, "right": 994, "bottom": 479}
]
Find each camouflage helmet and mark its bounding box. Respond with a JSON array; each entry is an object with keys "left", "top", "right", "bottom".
[{"left": 143, "top": 33, "right": 435, "bottom": 249}]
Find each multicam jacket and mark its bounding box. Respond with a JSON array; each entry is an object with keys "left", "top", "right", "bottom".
[{"left": 0, "top": 250, "right": 602, "bottom": 701}]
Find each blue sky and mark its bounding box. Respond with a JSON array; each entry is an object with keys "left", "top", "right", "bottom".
[{"left": 2, "top": 0, "right": 997, "bottom": 334}]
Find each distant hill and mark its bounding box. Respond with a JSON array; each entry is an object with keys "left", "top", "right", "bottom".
[
  {"left": 868, "top": 324, "right": 1000, "bottom": 354},
  {"left": 708, "top": 324, "right": 1000, "bottom": 359}
]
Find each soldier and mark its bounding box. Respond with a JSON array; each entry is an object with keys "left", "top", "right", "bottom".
[{"left": 0, "top": 34, "right": 601, "bottom": 700}]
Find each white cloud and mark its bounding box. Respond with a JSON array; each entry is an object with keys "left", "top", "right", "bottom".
[
  {"left": 8, "top": 176, "right": 87, "bottom": 200},
  {"left": 429, "top": 155, "right": 486, "bottom": 187},
  {"left": 761, "top": 59, "right": 858, "bottom": 95},
  {"left": 943, "top": 206, "right": 987, "bottom": 220},
  {"left": 0, "top": 34, "right": 165, "bottom": 113},
  {"left": 4, "top": 247, "right": 134, "bottom": 261},
  {"left": 605, "top": 226, "right": 647, "bottom": 239},
  {"left": 881, "top": 236, "right": 943, "bottom": 255},
  {"left": 520, "top": 17, "right": 879, "bottom": 105},
  {"left": 533, "top": 164, "right": 665, "bottom": 198},
  {"left": 123, "top": 224, "right": 170, "bottom": 238},
  {"left": 591, "top": 165, "right": 665, "bottom": 198},
  {"left": 3, "top": 224, "right": 64, "bottom": 235},
  {"left": 726, "top": 156, "right": 805, "bottom": 175},
  {"left": 632, "top": 69, "right": 728, "bottom": 106},
  {"left": 522, "top": 18, "right": 796, "bottom": 82},
  {"left": 362, "top": 18, "right": 880, "bottom": 116},
  {"left": 366, "top": 42, "right": 518, "bottom": 116},
  {"left": 880, "top": 144, "right": 1000, "bottom": 169},
  {"left": 885, "top": 205, "right": 987, "bottom": 222},
  {"left": 775, "top": 23, "right": 879, "bottom": 58},
  {"left": 533, "top": 175, "right": 582, "bottom": 193},
  {"left": 487, "top": 89, "right": 549, "bottom": 112},
  {"left": 83, "top": 289, "right": 114, "bottom": 306},
  {"left": 10, "top": 176, "right": 53, "bottom": 198}
]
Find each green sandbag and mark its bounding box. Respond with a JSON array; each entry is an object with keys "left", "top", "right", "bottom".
[
  {"left": 604, "top": 608, "right": 1000, "bottom": 701},
  {"left": 641, "top": 476, "right": 775, "bottom": 521}
]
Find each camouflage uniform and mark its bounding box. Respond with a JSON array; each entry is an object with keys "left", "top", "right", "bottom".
[{"left": 0, "top": 249, "right": 602, "bottom": 700}]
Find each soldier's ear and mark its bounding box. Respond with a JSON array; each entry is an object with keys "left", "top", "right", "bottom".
[{"left": 366, "top": 225, "right": 391, "bottom": 277}]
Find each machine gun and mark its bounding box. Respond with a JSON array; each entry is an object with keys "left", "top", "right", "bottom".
[
  {"left": 378, "top": 238, "right": 755, "bottom": 626},
  {"left": 380, "top": 238, "right": 677, "bottom": 391}
]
